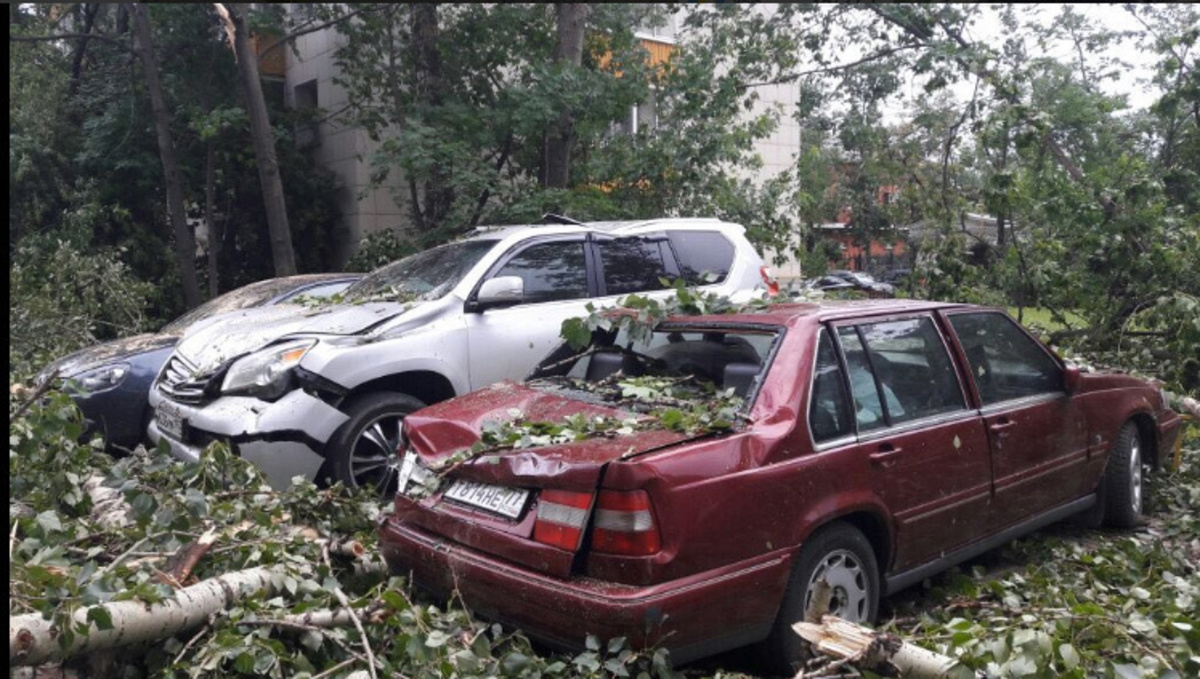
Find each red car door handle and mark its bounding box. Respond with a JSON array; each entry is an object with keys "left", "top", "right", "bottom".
[
  {"left": 868, "top": 444, "right": 903, "bottom": 466},
  {"left": 990, "top": 419, "right": 1015, "bottom": 433}
]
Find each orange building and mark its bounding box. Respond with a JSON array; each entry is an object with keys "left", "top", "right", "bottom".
[{"left": 817, "top": 184, "right": 906, "bottom": 272}]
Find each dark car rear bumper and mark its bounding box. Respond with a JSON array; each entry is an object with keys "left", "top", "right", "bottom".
[{"left": 378, "top": 516, "right": 792, "bottom": 666}]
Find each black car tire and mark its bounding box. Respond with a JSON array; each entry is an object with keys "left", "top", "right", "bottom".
[
  {"left": 1104, "top": 422, "right": 1146, "bottom": 528},
  {"left": 326, "top": 392, "right": 425, "bottom": 497},
  {"left": 762, "top": 522, "right": 879, "bottom": 675}
]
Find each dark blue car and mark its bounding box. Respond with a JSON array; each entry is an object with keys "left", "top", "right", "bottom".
[{"left": 35, "top": 273, "right": 361, "bottom": 453}]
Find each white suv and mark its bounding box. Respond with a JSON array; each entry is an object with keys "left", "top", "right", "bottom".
[{"left": 148, "top": 218, "right": 772, "bottom": 493}]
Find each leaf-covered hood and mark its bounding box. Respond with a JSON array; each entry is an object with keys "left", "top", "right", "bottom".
[
  {"left": 403, "top": 381, "right": 701, "bottom": 490},
  {"left": 38, "top": 333, "right": 179, "bottom": 381},
  {"left": 173, "top": 301, "right": 415, "bottom": 373}
]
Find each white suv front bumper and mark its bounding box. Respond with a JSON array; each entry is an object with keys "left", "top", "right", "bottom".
[{"left": 147, "top": 388, "right": 350, "bottom": 489}]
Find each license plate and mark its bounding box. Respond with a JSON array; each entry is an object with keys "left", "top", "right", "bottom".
[
  {"left": 157, "top": 404, "right": 185, "bottom": 440},
  {"left": 443, "top": 479, "right": 529, "bottom": 519}
]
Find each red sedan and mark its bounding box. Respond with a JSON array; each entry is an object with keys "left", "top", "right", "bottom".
[{"left": 379, "top": 300, "right": 1182, "bottom": 670}]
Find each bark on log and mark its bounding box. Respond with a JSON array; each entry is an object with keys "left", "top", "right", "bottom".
[
  {"left": 280, "top": 606, "right": 377, "bottom": 629},
  {"left": 794, "top": 615, "right": 982, "bottom": 679},
  {"left": 10, "top": 566, "right": 278, "bottom": 666}
]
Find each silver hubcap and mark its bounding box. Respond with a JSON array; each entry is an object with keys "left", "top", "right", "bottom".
[
  {"left": 805, "top": 549, "right": 870, "bottom": 622},
  {"left": 1129, "top": 438, "right": 1142, "bottom": 515},
  {"left": 349, "top": 413, "right": 405, "bottom": 495}
]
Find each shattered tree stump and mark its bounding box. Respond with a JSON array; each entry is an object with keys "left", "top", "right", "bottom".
[{"left": 793, "top": 615, "right": 982, "bottom": 678}]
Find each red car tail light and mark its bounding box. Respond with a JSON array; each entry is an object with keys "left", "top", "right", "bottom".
[
  {"left": 533, "top": 489, "right": 593, "bottom": 551},
  {"left": 590, "top": 490, "right": 662, "bottom": 556}
]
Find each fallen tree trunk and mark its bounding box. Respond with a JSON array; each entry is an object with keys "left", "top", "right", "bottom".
[
  {"left": 10, "top": 566, "right": 278, "bottom": 666},
  {"left": 1179, "top": 396, "right": 1199, "bottom": 420},
  {"left": 794, "top": 615, "right": 982, "bottom": 679}
]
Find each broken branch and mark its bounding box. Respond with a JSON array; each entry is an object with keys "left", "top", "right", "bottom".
[
  {"left": 793, "top": 615, "right": 982, "bottom": 679},
  {"left": 164, "top": 526, "right": 219, "bottom": 586},
  {"left": 322, "top": 544, "right": 379, "bottom": 679}
]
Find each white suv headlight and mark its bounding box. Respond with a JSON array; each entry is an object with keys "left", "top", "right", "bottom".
[{"left": 221, "top": 339, "right": 316, "bottom": 400}]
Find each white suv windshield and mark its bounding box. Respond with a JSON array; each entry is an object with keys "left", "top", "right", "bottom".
[{"left": 345, "top": 239, "right": 499, "bottom": 302}]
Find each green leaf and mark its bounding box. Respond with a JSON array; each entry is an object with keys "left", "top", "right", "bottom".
[
  {"left": 452, "top": 649, "right": 480, "bottom": 673},
  {"left": 253, "top": 650, "right": 276, "bottom": 674},
  {"left": 35, "top": 510, "right": 62, "bottom": 534},
  {"left": 300, "top": 630, "right": 323, "bottom": 652},
  {"left": 502, "top": 652, "right": 531, "bottom": 674},
  {"left": 1112, "top": 663, "right": 1144, "bottom": 679},
  {"left": 425, "top": 630, "right": 450, "bottom": 648},
  {"left": 86, "top": 606, "right": 113, "bottom": 631},
  {"left": 234, "top": 651, "right": 255, "bottom": 674},
  {"left": 561, "top": 317, "right": 593, "bottom": 351},
  {"left": 605, "top": 658, "right": 631, "bottom": 677},
  {"left": 1059, "top": 643, "right": 1080, "bottom": 669}
]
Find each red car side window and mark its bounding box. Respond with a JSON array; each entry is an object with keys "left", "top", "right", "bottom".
[
  {"left": 857, "top": 317, "right": 965, "bottom": 424},
  {"left": 808, "top": 330, "right": 853, "bottom": 442},
  {"left": 948, "top": 313, "right": 1064, "bottom": 405}
]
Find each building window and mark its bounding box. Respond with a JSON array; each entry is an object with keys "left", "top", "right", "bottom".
[{"left": 293, "top": 79, "right": 319, "bottom": 147}]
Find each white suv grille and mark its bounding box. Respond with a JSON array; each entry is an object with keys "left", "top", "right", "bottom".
[{"left": 158, "top": 354, "right": 213, "bottom": 404}]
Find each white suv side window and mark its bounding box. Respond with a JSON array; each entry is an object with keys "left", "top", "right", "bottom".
[
  {"left": 493, "top": 241, "right": 589, "bottom": 303},
  {"left": 596, "top": 236, "right": 678, "bottom": 295}
]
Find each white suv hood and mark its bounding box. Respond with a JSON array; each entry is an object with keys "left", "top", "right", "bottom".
[{"left": 175, "top": 302, "right": 414, "bottom": 373}]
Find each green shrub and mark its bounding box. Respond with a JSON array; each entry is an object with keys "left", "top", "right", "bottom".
[
  {"left": 345, "top": 228, "right": 419, "bottom": 273},
  {"left": 9, "top": 241, "right": 153, "bottom": 379}
]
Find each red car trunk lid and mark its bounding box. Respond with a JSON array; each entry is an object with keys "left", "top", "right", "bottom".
[{"left": 397, "top": 381, "right": 700, "bottom": 577}]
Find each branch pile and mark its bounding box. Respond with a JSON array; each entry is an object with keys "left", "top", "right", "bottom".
[{"left": 8, "top": 389, "right": 670, "bottom": 678}]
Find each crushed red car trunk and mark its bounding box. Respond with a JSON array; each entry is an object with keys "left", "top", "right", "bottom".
[{"left": 394, "top": 381, "right": 704, "bottom": 578}]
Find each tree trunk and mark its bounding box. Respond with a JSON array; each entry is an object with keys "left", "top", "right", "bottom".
[
  {"left": 204, "top": 141, "right": 221, "bottom": 298},
  {"left": 67, "top": 3, "right": 99, "bottom": 98},
  {"left": 130, "top": 3, "right": 202, "bottom": 309},
  {"left": 542, "top": 3, "right": 589, "bottom": 189},
  {"left": 408, "top": 4, "right": 454, "bottom": 233},
  {"left": 115, "top": 4, "right": 129, "bottom": 35},
  {"left": 215, "top": 3, "right": 297, "bottom": 277},
  {"left": 9, "top": 567, "right": 278, "bottom": 666}
]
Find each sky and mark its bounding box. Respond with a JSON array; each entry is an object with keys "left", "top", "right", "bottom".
[
  {"left": 888, "top": 3, "right": 1164, "bottom": 117},
  {"left": 967, "top": 3, "right": 1159, "bottom": 110}
]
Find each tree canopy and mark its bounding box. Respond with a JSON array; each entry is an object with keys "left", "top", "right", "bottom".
[{"left": 9, "top": 2, "right": 1199, "bottom": 392}]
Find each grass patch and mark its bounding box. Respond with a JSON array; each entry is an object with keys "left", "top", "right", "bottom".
[{"left": 1007, "top": 307, "right": 1087, "bottom": 333}]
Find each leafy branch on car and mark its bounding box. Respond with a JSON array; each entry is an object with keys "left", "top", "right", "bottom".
[
  {"left": 422, "top": 375, "right": 746, "bottom": 490},
  {"left": 561, "top": 277, "right": 776, "bottom": 352}
]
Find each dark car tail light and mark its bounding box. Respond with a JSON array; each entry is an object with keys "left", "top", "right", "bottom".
[
  {"left": 533, "top": 490, "right": 593, "bottom": 551},
  {"left": 590, "top": 490, "right": 662, "bottom": 556}
]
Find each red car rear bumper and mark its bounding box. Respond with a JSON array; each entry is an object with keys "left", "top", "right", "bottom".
[{"left": 378, "top": 516, "right": 793, "bottom": 665}]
